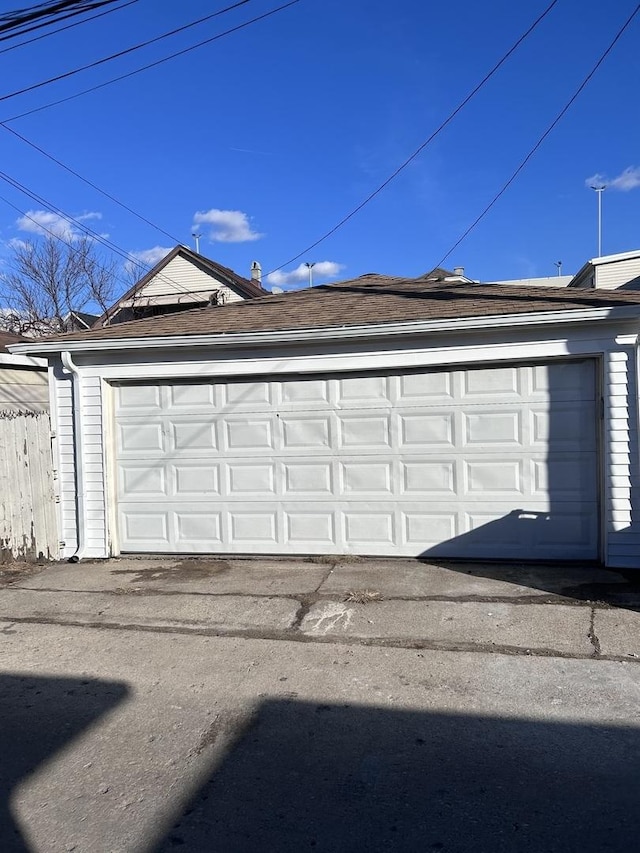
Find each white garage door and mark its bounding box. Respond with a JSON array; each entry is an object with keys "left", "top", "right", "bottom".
[{"left": 113, "top": 359, "right": 599, "bottom": 559}]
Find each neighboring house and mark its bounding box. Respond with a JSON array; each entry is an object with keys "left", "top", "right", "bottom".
[
  {"left": 568, "top": 249, "right": 640, "bottom": 291},
  {"left": 489, "top": 275, "right": 575, "bottom": 288},
  {"left": 490, "top": 249, "right": 640, "bottom": 291},
  {"left": 95, "top": 245, "right": 267, "bottom": 327},
  {"left": 63, "top": 311, "right": 99, "bottom": 332},
  {"left": 0, "top": 332, "right": 48, "bottom": 412},
  {"left": 12, "top": 273, "right": 640, "bottom": 568}
]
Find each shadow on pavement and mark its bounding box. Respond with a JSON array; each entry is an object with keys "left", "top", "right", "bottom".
[
  {"left": 427, "top": 560, "right": 640, "bottom": 611},
  {"left": 0, "top": 672, "right": 129, "bottom": 852},
  {"left": 155, "top": 698, "right": 640, "bottom": 852}
]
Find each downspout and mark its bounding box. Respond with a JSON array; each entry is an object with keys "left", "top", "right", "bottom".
[{"left": 61, "top": 351, "right": 86, "bottom": 562}]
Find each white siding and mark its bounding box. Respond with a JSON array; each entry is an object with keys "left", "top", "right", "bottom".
[
  {"left": 133, "top": 254, "right": 243, "bottom": 304},
  {"left": 595, "top": 257, "right": 640, "bottom": 290},
  {"left": 82, "top": 375, "right": 107, "bottom": 557},
  {"left": 52, "top": 360, "right": 107, "bottom": 558},
  {"left": 0, "top": 366, "right": 48, "bottom": 412},
  {"left": 604, "top": 346, "right": 640, "bottom": 567},
  {"left": 51, "top": 323, "right": 640, "bottom": 567},
  {"left": 52, "top": 360, "right": 77, "bottom": 556}
]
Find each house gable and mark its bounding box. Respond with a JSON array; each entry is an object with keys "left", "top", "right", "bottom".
[{"left": 98, "top": 245, "right": 266, "bottom": 326}]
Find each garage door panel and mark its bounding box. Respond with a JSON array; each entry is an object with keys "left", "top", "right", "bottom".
[
  {"left": 114, "top": 359, "right": 599, "bottom": 559},
  {"left": 461, "top": 366, "right": 520, "bottom": 398},
  {"left": 168, "top": 383, "right": 215, "bottom": 409},
  {"left": 401, "top": 461, "right": 456, "bottom": 494},
  {"left": 174, "top": 463, "right": 220, "bottom": 496},
  {"left": 338, "top": 413, "right": 391, "bottom": 448},
  {"left": 463, "top": 460, "right": 523, "bottom": 495},
  {"left": 399, "top": 412, "right": 454, "bottom": 447},
  {"left": 284, "top": 462, "right": 333, "bottom": 495},
  {"left": 281, "top": 415, "right": 331, "bottom": 449},
  {"left": 118, "top": 422, "right": 164, "bottom": 453},
  {"left": 399, "top": 371, "right": 453, "bottom": 402},
  {"left": 116, "top": 384, "right": 162, "bottom": 411},
  {"left": 285, "top": 511, "right": 335, "bottom": 545},
  {"left": 531, "top": 361, "right": 596, "bottom": 401},
  {"left": 176, "top": 511, "right": 222, "bottom": 546}
]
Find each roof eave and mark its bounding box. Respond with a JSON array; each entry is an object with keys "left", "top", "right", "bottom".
[{"left": 9, "top": 305, "right": 640, "bottom": 357}]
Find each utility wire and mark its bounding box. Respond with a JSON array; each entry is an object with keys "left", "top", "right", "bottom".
[
  {"left": 0, "top": 0, "right": 254, "bottom": 104},
  {"left": 0, "top": 193, "right": 150, "bottom": 299},
  {"left": 0, "top": 168, "right": 197, "bottom": 295},
  {"left": 2, "top": 0, "right": 302, "bottom": 122},
  {"left": 1, "top": 123, "right": 182, "bottom": 244},
  {"left": 0, "top": 0, "right": 137, "bottom": 54},
  {"left": 0, "top": 1, "right": 118, "bottom": 41},
  {"left": 266, "top": 0, "right": 560, "bottom": 276},
  {"left": 435, "top": 2, "right": 640, "bottom": 267}
]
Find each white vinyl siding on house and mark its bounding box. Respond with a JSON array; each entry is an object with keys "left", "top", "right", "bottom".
[
  {"left": 124, "top": 253, "right": 244, "bottom": 306},
  {"left": 114, "top": 360, "right": 599, "bottom": 559},
  {"left": 595, "top": 257, "right": 640, "bottom": 290}
]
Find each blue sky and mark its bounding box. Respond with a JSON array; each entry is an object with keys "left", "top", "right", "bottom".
[{"left": 0, "top": 0, "right": 638, "bottom": 294}]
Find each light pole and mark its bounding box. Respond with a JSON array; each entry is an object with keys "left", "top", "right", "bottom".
[
  {"left": 590, "top": 185, "right": 606, "bottom": 257},
  {"left": 304, "top": 262, "right": 316, "bottom": 288}
]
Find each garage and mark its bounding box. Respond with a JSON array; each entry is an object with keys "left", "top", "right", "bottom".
[
  {"left": 114, "top": 358, "right": 599, "bottom": 559},
  {"left": 16, "top": 271, "right": 640, "bottom": 566}
]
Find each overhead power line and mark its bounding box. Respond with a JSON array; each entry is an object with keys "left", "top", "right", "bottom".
[
  {"left": 0, "top": 192, "right": 149, "bottom": 299},
  {"left": 0, "top": 0, "right": 254, "bottom": 103},
  {"left": 0, "top": 0, "right": 138, "bottom": 54},
  {"left": 435, "top": 2, "right": 640, "bottom": 267},
  {"left": 266, "top": 0, "right": 560, "bottom": 276},
  {"left": 2, "top": 0, "right": 302, "bottom": 122},
  {"left": 0, "top": 0, "right": 119, "bottom": 42},
  {"left": 1, "top": 123, "right": 183, "bottom": 244},
  {"left": 0, "top": 168, "right": 197, "bottom": 296}
]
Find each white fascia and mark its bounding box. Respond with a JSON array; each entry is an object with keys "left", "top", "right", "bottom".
[
  {"left": 0, "top": 352, "right": 47, "bottom": 367},
  {"left": 8, "top": 305, "right": 640, "bottom": 356}
]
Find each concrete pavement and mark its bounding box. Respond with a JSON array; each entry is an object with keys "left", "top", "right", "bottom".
[
  {"left": 3, "top": 556, "right": 640, "bottom": 659},
  {"left": 2, "top": 557, "right": 640, "bottom": 851}
]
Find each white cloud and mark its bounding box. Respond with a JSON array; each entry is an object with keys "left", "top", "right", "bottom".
[
  {"left": 585, "top": 167, "right": 640, "bottom": 192},
  {"left": 192, "top": 208, "right": 263, "bottom": 243},
  {"left": 77, "top": 211, "right": 103, "bottom": 222},
  {"left": 15, "top": 209, "right": 102, "bottom": 240},
  {"left": 267, "top": 261, "right": 345, "bottom": 289},
  {"left": 128, "top": 246, "right": 173, "bottom": 268}
]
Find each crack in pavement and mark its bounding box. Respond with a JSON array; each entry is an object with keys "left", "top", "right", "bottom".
[
  {"left": 8, "top": 586, "right": 615, "bottom": 607},
  {"left": 0, "top": 613, "right": 637, "bottom": 664},
  {"left": 588, "top": 607, "right": 602, "bottom": 657}
]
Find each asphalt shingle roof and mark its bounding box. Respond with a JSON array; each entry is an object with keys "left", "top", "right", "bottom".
[
  {"left": 0, "top": 331, "right": 26, "bottom": 352},
  {"left": 30, "top": 275, "right": 640, "bottom": 345}
]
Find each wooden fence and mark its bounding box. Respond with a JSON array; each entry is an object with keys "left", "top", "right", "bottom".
[{"left": 0, "top": 411, "right": 58, "bottom": 561}]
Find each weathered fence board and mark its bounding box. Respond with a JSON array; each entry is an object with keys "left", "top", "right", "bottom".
[{"left": 0, "top": 412, "right": 58, "bottom": 561}]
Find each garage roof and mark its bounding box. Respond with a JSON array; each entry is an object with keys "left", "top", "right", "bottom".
[{"left": 11, "top": 274, "right": 640, "bottom": 348}]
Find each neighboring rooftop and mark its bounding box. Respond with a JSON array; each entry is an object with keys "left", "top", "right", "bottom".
[
  {"left": 569, "top": 249, "right": 640, "bottom": 291},
  {"left": 15, "top": 272, "right": 640, "bottom": 349},
  {"left": 0, "top": 331, "right": 26, "bottom": 353},
  {"left": 95, "top": 245, "right": 268, "bottom": 327},
  {"left": 489, "top": 275, "right": 574, "bottom": 288}
]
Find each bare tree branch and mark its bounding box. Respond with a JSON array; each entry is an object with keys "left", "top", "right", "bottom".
[{"left": 0, "top": 236, "right": 118, "bottom": 334}]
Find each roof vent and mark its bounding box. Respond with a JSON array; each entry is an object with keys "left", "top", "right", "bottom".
[
  {"left": 250, "top": 261, "right": 262, "bottom": 283},
  {"left": 453, "top": 266, "right": 464, "bottom": 277}
]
